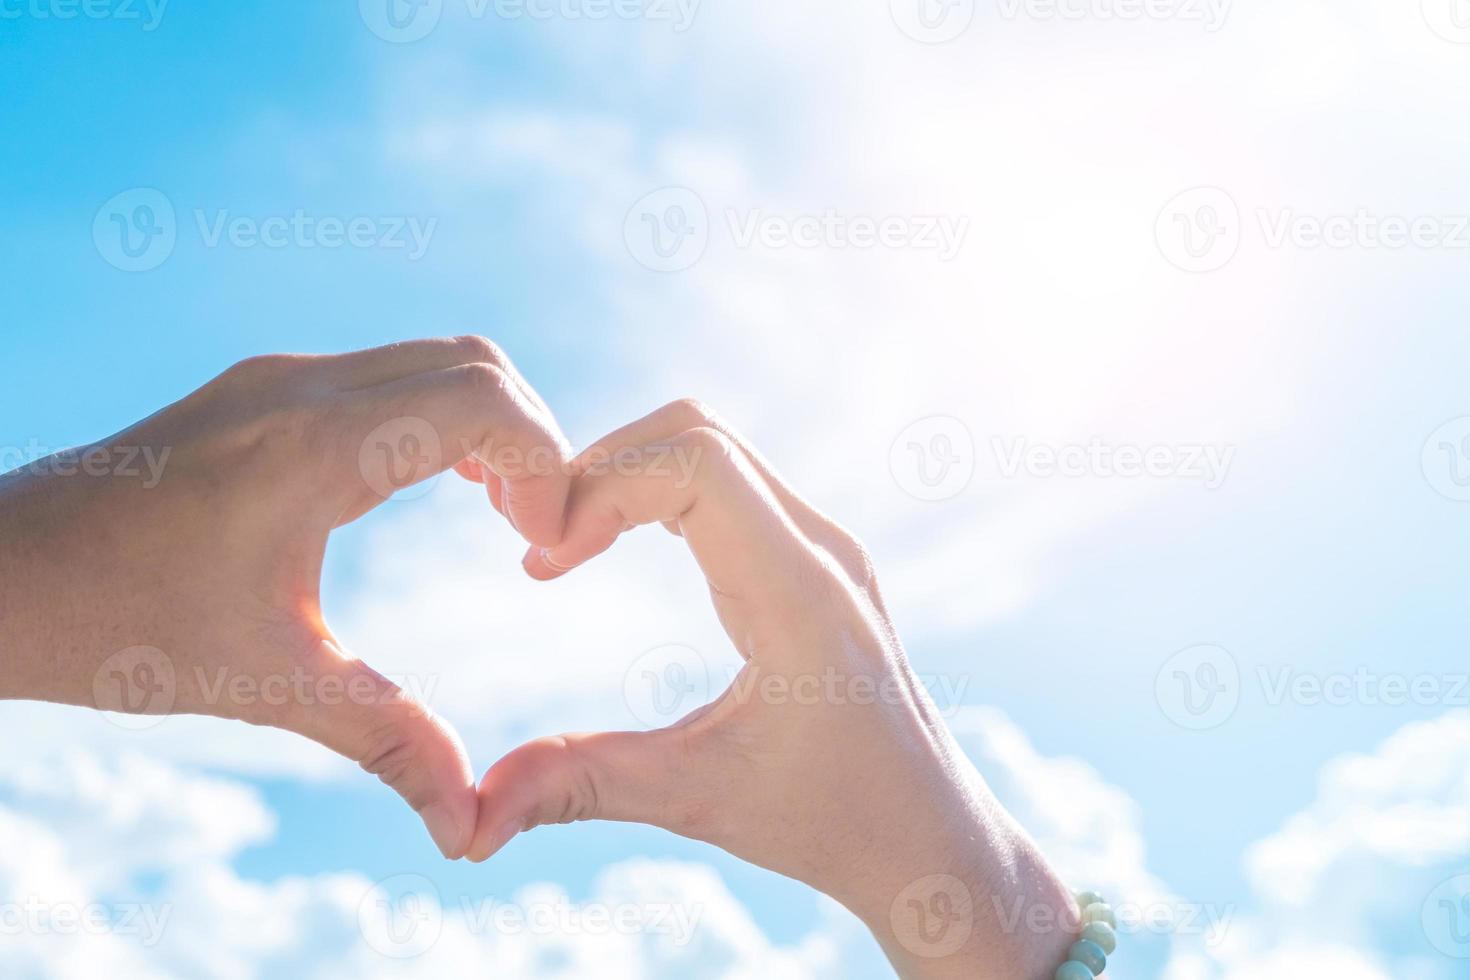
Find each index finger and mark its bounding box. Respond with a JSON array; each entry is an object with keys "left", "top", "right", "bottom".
[
  {"left": 342, "top": 362, "right": 573, "bottom": 546},
  {"left": 525, "top": 427, "right": 834, "bottom": 626}
]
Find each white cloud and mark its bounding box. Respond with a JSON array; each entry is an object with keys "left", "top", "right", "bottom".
[
  {"left": 1172, "top": 711, "right": 1470, "bottom": 980},
  {"left": 1245, "top": 710, "right": 1470, "bottom": 909},
  {"left": 0, "top": 749, "right": 844, "bottom": 980}
]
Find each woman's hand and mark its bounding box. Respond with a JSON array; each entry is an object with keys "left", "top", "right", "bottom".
[
  {"left": 0, "top": 336, "right": 571, "bottom": 860},
  {"left": 467, "top": 400, "right": 1079, "bottom": 980}
]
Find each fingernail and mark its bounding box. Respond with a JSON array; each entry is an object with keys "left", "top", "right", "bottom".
[
  {"left": 522, "top": 547, "right": 572, "bottom": 580},
  {"left": 421, "top": 801, "right": 468, "bottom": 860},
  {"left": 482, "top": 819, "right": 522, "bottom": 860}
]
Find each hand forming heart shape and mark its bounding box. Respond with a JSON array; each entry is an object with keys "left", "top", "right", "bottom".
[{"left": 0, "top": 337, "right": 1080, "bottom": 980}]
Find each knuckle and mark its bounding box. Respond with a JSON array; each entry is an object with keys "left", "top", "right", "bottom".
[
  {"left": 358, "top": 720, "right": 430, "bottom": 804},
  {"left": 671, "top": 426, "right": 740, "bottom": 493},
  {"left": 522, "top": 735, "right": 601, "bottom": 826},
  {"left": 220, "top": 353, "right": 298, "bottom": 386},
  {"left": 202, "top": 398, "right": 321, "bottom": 468},
  {"left": 667, "top": 397, "right": 719, "bottom": 429},
  {"left": 454, "top": 334, "right": 509, "bottom": 370},
  {"left": 459, "top": 360, "right": 515, "bottom": 401},
  {"left": 825, "top": 523, "right": 878, "bottom": 588},
  {"left": 805, "top": 547, "right": 859, "bottom": 601},
  {"left": 677, "top": 425, "right": 737, "bottom": 474}
]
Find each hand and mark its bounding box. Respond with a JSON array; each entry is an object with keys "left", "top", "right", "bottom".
[
  {"left": 0, "top": 337, "right": 570, "bottom": 859},
  {"left": 467, "top": 400, "right": 1079, "bottom": 980}
]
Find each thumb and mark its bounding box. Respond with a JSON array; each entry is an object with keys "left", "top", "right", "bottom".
[
  {"left": 289, "top": 641, "right": 477, "bottom": 860},
  {"left": 467, "top": 728, "right": 701, "bottom": 862}
]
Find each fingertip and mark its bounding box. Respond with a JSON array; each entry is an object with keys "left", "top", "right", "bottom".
[
  {"left": 522, "top": 546, "right": 574, "bottom": 581},
  {"left": 421, "top": 790, "right": 477, "bottom": 860},
  {"left": 454, "top": 458, "right": 487, "bottom": 483},
  {"left": 474, "top": 818, "right": 523, "bottom": 863},
  {"left": 485, "top": 474, "right": 506, "bottom": 515},
  {"left": 469, "top": 764, "right": 528, "bottom": 862},
  {"left": 502, "top": 475, "right": 569, "bottom": 549}
]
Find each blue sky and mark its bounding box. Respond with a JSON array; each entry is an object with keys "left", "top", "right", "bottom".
[{"left": 4, "top": 1, "right": 1470, "bottom": 977}]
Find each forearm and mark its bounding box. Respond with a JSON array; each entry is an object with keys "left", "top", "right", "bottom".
[
  {"left": 837, "top": 790, "right": 1078, "bottom": 980},
  {"left": 0, "top": 463, "right": 114, "bottom": 706}
]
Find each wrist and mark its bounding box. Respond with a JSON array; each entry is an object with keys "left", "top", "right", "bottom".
[
  {"left": 0, "top": 464, "right": 92, "bottom": 704},
  {"left": 827, "top": 774, "right": 1078, "bottom": 980}
]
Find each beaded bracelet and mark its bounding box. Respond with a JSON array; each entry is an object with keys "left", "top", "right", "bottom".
[{"left": 1054, "top": 890, "right": 1117, "bottom": 980}]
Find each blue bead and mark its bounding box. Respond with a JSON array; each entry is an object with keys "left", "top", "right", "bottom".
[
  {"left": 1055, "top": 961, "right": 1094, "bottom": 980},
  {"left": 1082, "top": 920, "right": 1117, "bottom": 955},
  {"left": 1081, "top": 902, "right": 1117, "bottom": 930},
  {"left": 1068, "top": 938, "right": 1107, "bottom": 975}
]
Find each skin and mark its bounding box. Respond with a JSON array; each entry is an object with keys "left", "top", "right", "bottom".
[
  {"left": 468, "top": 399, "right": 1080, "bottom": 979},
  {"left": 0, "top": 340, "right": 1081, "bottom": 979},
  {"left": 0, "top": 336, "right": 574, "bottom": 859}
]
